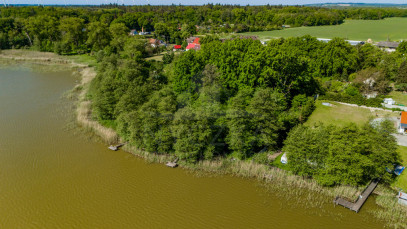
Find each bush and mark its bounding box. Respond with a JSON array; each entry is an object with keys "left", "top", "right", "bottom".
[
  {"left": 162, "top": 51, "right": 174, "bottom": 64},
  {"left": 395, "top": 83, "right": 407, "bottom": 91}
]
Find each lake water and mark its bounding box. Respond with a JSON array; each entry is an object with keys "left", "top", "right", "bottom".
[{"left": 0, "top": 66, "right": 385, "bottom": 228}]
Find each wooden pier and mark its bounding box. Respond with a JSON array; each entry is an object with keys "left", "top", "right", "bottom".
[
  {"left": 334, "top": 179, "right": 379, "bottom": 213},
  {"left": 166, "top": 158, "right": 179, "bottom": 168},
  {"left": 108, "top": 143, "right": 126, "bottom": 151}
]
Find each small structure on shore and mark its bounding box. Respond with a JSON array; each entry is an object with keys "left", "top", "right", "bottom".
[
  {"left": 334, "top": 179, "right": 379, "bottom": 213},
  {"left": 280, "top": 153, "right": 288, "bottom": 164},
  {"left": 384, "top": 98, "right": 396, "bottom": 105},
  {"left": 108, "top": 143, "right": 126, "bottom": 151},
  {"left": 166, "top": 158, "right": 179, "bottom": 168},
  {"left": 398, "top": 191, "right": 407, "bottom": 206}
]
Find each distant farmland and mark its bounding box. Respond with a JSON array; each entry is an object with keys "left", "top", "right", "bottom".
[{"left": 241, "top": 17, "right": 407, "bottom": 42}]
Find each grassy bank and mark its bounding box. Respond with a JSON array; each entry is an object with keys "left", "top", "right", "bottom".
[{"left": 241, "top": 17, "right": 407, "bottom": 41}]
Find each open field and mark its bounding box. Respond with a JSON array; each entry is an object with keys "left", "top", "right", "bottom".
[
  {"left": 388, "top": 91, "right": 407, "bottom": 106},
  {"left": 241, "top": 18, "right": 407, "bottom": 42},
  {"left": 145, "top": 50, "right": 181, "bottom": 62},
  {"left": 305, "top": 100, "right": 399, "bottom": 127}
]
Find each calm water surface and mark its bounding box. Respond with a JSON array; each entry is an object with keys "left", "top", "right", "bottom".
[{"left": 0, "top": 67, "right": 385, "bottom": 228}]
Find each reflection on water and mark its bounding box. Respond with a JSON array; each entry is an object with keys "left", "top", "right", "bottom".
[{"left": 0, "top": 67, "right": 384, "bottom": 228}]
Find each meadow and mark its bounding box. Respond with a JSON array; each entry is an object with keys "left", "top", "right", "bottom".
[
  {"left": 305, "top": 100, "right": 398, "bottom": 127},
  {"left": 241, "top": 17, "right": 407, "bottom": 42},
  {"left": 389, "top": 91, "right": 407, "bottom": 106}
]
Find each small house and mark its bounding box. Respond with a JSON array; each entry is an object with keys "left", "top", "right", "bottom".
[
  {"left": 129, "top": 29, "right": 138, "bottom": 36},
  {"left": 192, "top": 37, "right": 200, "bottom": 44},
  {"left": 346, "top": 40, "right": 365, "bottom": 46},
  {"left": 377, "top": 41, "right": 399, "bottom": 52},
  {"left": 399, "top": 111, "right": 407, "bottom": 134},
  {"left": 149, "top": 39, "right": 166, "bottom": 48},
  {"left": 317, "top": 38, "right": 364, "bottom": 46},
  {"left": 398, "top": 191, "right": 407, "bottom": 206},
  {"left": 186, "top": 36, "right": 198, "bottom": 44},
  {"left": 384, "top": 98, "right": 396, "bottom": 105},
  {"left": 149, "top": 38, "right": 159, "bottom": 47},
  {"left": 186, "top": 43, "right": 200, "bottom": 51},
  {"left": 173, "top": 45, "right": 182, "bottom": 51}
]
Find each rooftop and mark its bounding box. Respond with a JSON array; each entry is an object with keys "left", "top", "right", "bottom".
[{"left": 401, "top": 111, "right": 407, "bottom": 124}]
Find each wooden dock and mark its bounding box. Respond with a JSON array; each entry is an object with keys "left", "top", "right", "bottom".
[
  {"left": 108, "top": 143, "right": 126, "bottom": 151},
  {"left": 166, "top": 158, "right": 179, "bottom": 168},
  {"left": 334, "top": 179, "right": 379, "bottom": 213}
]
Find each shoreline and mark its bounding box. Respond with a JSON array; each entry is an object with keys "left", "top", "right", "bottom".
[{"left": 1, "top": 49, "right": 405, "bottom": 227}]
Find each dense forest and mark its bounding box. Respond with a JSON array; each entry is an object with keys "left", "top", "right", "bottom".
[
  {"left": 88, "top": 34, "right": 407, "bottom": 185},
  {"left": 2, "top": 5, "right": 407, "bottom": 52},
  {"left": 2, "top": 5, "right": 407, "bottom": 186}
]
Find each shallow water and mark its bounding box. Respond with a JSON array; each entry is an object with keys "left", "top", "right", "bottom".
[{"left": 0, "top": 67, "right": 385, "bottom": 228}]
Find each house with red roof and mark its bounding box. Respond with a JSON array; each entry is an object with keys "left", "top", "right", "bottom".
[
  {"left": 192, "top": 37, "right": 200, "bottom": 44},
  {"left": 173, "top": 45, "right": 182, "bottom": 51},
  {"left": 186, "top": 43, "right": 200, "bottom": 51},
  {"left": 399, "top": 111, "right": 407, "bottom": 134},
  {"left": 186, "top": 37, "right": 201, "bottom": 51}
]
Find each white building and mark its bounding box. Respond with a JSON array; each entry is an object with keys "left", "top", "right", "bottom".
[{"left": 384, "top": 98, "right": 396, "bottom": 105}]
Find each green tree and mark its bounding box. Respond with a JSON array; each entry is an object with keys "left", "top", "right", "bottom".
[
  {"left": 87, "top": 22, "right": 111, "bottom": 52},
  {"left": 59, "top": 17, "right": 85, "bottom": 53},
  {"left": 318, "top": 38, "right": 358, "bottom": 80},
  {"left": 397, "top": 41, "right": 407, "bottom": 54},
  {"left": 162, "top": 51, "right": 174, "bottom": 64}
]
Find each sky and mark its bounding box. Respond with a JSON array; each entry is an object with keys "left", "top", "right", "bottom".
[{"left": 4, "top": 0, "right": 407, "bottom": 5}]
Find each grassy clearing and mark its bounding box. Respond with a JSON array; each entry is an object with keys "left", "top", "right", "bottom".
[
  {"left": 241, "top": 17, "right": 407, "bottom": 41},
  {"left": 389, "top": 91, "right": 407, "bottom": 106},
  {"left": 305, "top": 100, "right": 398, "bottom": 126},
  {"left": 145, "top": 51, "right": 181, "bottom": 62},
  {"left": 393, "top": 146, "right": 407, "bottom": 191}
]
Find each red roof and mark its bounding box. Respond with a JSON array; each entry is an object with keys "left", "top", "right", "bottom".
[
  {"left": 174, "top": 45, "right": 182, "bottom": 49},
  {"left": 402, "top": 111, "right": 407, "bottom": 124},
  {"left": 193, "top": 37, "right": 200, "bottom": 44},
  {"left": 186, "top": 43, "right": 196, "bottom": 50}
]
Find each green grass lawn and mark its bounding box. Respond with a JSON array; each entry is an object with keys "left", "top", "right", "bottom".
[
  {"left": 145, "top": 51, "right": 181, "bottom": 62},
  {"left": 241, "top": 17, "right": 407, "bottom": 42},
  {"left": 305, "top": 100, "right": 399, "bottom": 127},
  {"left": 388, "top": 91, "right": 407, "bottom": 106},
  {"left": 66, "top": 54, "right": 97, "bottom": 67},
  {"left": 393, "top": 146, "right": 407, "bottom": 191}
]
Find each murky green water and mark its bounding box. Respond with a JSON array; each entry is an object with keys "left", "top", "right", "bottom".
[{"left": 0, "top": 66, "right": 385, "bottom": 228}]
